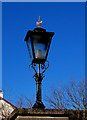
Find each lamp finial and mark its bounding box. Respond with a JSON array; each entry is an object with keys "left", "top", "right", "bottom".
[{"left": 36, "top": 16, "right": 42, "bottom": 28}]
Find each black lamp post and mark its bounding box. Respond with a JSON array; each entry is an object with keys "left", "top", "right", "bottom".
[{"left": 24, "top": 16, "right": 54, "bottom": 109}]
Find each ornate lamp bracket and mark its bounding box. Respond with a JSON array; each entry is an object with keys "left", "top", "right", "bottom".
[{"left": 29, "top": 60, "right": 49, "bottom": 79}]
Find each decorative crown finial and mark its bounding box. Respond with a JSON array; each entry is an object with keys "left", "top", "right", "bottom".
[{"left": 36, "top": 16, "right": 42, "bottom": 28}]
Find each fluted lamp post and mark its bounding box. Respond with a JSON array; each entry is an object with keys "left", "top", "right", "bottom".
[{"left": 24, "top": 16, "right": 54, "bottom": 109}]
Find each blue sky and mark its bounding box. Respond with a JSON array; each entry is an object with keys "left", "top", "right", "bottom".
[{"left": 2, "top": 2, "right": 85, "bottom": 106}]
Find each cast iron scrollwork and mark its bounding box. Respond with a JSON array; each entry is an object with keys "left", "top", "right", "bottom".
[
  {"left": 29, "top": 60, "right": 49, "bottom": 79},
  {"left": 41, "top": 60, "right": 49, "bottom": 74},
  {"left": 29, "top": 63, "right": 37, "bottom": 74}
]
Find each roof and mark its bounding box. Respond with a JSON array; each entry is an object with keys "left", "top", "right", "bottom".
[
  {"left": 0, "top": 90, "right": 2, "bottom": 92},
  {"left": 0, "top": 97, "right": 17, "bottom": 109}
]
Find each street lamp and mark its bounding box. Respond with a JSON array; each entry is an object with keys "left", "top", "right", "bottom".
[{"left": 24, "top": 16, "right": 54, "bottom": 109}]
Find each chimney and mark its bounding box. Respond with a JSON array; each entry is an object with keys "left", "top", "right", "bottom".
[{"left": 0, "top": 90, "right": 3, "bottom": 98}]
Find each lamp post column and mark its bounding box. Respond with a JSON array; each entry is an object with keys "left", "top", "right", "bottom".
[
  {"left": 36, "top": 64, "right": 41, "bottom": 102},
  {"left": 33, "top": 64, "right": 45, "bottom": 108}
]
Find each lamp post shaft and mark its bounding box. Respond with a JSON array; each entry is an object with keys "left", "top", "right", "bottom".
[
  {"left": 36, "top": 64, "right": 41, "bottom": 102},
  {"left": 38, "top": 64, "right": 40, "bottom": 74},
  {"left": 32, "top": 64, "right": 45, "bottom": 108},
  {"left": 36, "top": 80, "right": 41, "bottom": 102}
]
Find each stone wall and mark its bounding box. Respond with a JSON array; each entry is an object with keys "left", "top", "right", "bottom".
[
  {"left": 16, "top": 116, "right": 69, "bottom": 120},
  {"left": 10, "top": 109, "right": 70, "bottom": 120}
]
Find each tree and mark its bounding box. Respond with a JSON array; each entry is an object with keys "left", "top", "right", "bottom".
[
  {"left": 3, "top": 88, "right": 34, "bottom": 109},
  {"left": 45, "top": 79, "right": 86, "bottom": 120},
  {"left": 16, "top": 96, "right": 24, "bottom": 108},
  {"left": 16, "top": 96, "right": 34, "bottom": 108},
  {"left": 65, "top": 80, "right": 86, "bottom": 119},
  {"left": 25, "top": 96, "right": 34, "bottom": 108},
  {"left": 65, "top": 80, "right": 85, "bottom": 110},
  {"left": 45, "top": 86, "right": 66, "bottom": 109}
]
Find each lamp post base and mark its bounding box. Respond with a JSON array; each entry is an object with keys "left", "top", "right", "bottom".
[{"left": 32, "top": 101, "right": 45, "bottom": 109}]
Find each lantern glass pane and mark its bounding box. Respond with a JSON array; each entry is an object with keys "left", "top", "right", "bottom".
[
  {"left": 27, "top": 37, "right": 33, "bottom": 60},
  {"left": 34, "top": 43, "right": 46, "bottom": 59},
  {"left": 33, "top": 38, "right": 49, "bottom": 60}
]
